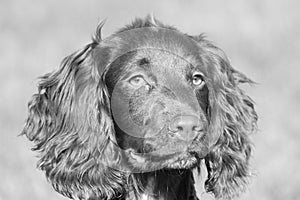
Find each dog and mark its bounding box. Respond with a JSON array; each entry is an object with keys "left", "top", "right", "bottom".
[{"left": 22, "top": 16, "right": 257, "bottom": 200}]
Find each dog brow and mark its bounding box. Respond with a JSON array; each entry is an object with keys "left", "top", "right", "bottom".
[{"left": 138, "top": 58, "right": 150, "bottom": 66}]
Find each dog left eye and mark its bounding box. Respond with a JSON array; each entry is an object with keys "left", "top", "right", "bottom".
[
  {"left": 192, "top": 73, "right": 205, "bottom": 87},
  {"left": 128, "top": 75, "right": 147, "bottom": 87}
]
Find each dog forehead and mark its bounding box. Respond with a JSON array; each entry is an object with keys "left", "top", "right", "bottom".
[
  {"left": 105, "top": 27, "right": 200, "bottom": 65},
  {"left": 133, "top": 48, "right": 193, "bottom": 77}
]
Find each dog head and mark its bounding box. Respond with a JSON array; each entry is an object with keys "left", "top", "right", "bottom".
[{"left": 22, "top": 16, "right": 257, "bottom": 200}]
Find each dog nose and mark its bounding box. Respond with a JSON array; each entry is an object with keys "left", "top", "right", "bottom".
[{"left": 169, "top": 115, "right": 203, "bottom": 140}]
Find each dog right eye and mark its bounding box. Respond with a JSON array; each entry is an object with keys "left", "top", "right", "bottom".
[{"left": 128, "top": 75, "right": 147, "bottom": 87}]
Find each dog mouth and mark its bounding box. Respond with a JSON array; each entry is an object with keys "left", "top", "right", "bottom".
[
  {"left": 166, "top": 151, "right": 200, "bottom": 169},
  {"left": 126, "top": 149, "right": 201, "bottom": 171},
  {"left": 168, "top": 157, "right": 198, "bottom": 169}
]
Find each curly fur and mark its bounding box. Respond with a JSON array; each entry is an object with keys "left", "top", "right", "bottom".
[
  {"left": 193, "top": 37, "right": 258, "bottom": 199},
  {"left": 23, "top": 29, "right": 126, "bottom": 199},
  {"left": 22, "top": 16, "right": 257, "bottom": 200}
]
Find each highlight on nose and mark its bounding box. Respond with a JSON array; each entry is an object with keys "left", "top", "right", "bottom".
[{"left": 169, "top": 115, "right": 203, "bottom": 140}]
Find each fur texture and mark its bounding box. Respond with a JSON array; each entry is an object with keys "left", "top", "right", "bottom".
[{"left": 22, "top": 16, "right": 257, "bottom": 200}]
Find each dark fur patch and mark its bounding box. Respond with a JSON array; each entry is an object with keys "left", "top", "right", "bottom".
[{"left": 22, "top": 16, "right": 257, "bottom": 200}]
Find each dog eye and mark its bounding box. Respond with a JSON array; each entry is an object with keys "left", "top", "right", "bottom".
[
  {"left": 128, "top": 75, "right": 147, "bottom": 87},
  {"left": 192, "top": 73, "right": 205, "bottom": 87}
]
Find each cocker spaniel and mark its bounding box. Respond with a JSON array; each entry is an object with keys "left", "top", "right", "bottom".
[{"left": 22, "top": 16, "right": 257, "bottom": 200}]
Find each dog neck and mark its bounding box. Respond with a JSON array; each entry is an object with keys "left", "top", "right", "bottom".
[{"left": 124, "top": 169, "right": 198, "bottom": 200}]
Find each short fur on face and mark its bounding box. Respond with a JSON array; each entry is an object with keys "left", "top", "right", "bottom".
[{"left": 22, "top": 16, "right": 257, "bottom": 200}]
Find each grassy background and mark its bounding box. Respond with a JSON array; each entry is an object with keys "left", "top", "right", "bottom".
[{"left": 1, "top": 0, "right": 299, "bottom": 199}]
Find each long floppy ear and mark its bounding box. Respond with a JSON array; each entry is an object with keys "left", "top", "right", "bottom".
[
  {"left": 192, "top": 35, "right": 258, "bottom": 199},
  {"left": 22, "top": 26, "right": 126, "bottom": 199}
]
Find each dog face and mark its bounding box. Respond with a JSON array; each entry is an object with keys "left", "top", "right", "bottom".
[
  {"left": 105, "top": 42, "right": 211, "bottom": 171},
  {"left": 22, "top": 17, "right": 257, "bottom": 200}
]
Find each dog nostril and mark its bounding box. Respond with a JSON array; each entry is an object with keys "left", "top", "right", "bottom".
[
  {"left": 169, "top": 115, "right": 203, "bottom": 139},
  {"left": 175, "top": 126, "right": 183, "bottom": 131},
  {"left": 192, "top": 126, "right": 203, "bottom": 132}
]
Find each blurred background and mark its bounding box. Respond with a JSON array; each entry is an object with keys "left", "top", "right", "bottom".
[{"left": 1, "top": 0, "right": 299, "bottom": 199}]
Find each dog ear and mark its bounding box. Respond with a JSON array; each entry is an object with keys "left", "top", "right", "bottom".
[
  {"left": 191, "top": 35, "right": 257, "bottom": 199},
  {"left": 22, "top": 24, "right": 126, "bottom": 200}
]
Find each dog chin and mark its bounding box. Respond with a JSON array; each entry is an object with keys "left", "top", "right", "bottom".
[
  {"left": 166, "top": 152, "right": 200, "bottom": 169},
  {"left": 125, "top": 149, "right": 201, "bottom": 172}
]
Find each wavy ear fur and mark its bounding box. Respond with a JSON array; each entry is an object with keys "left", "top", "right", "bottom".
[
  {"left": 193, "top": 35, "right": 257, "bottom": 199},
  {"left": 22, "top": 28, "right": 126, "bottom": 199}
]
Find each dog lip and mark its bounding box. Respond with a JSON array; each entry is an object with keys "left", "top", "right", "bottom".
[
  {"left": 126, "top": 148, "right": 201, "bottom": 170},
  {"left": 167, "top": 153, "right": 199, "bottom": 169},
  {"left": 129, "top": 151, "right": 147, "bottom": 163},
  {"left": 128, "top": 148, "right": 181, "bottom": 161}
]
